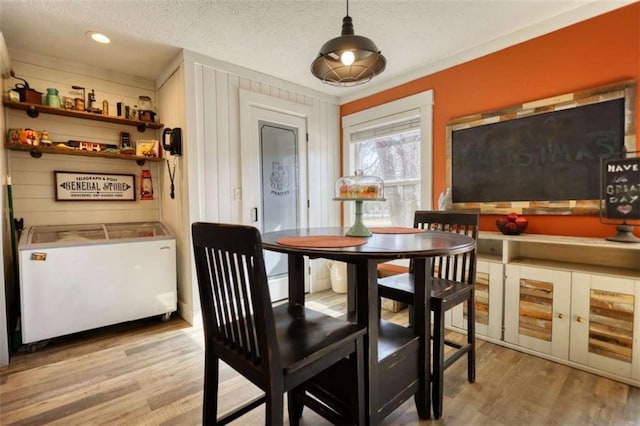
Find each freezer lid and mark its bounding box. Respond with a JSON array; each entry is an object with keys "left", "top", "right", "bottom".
[
  {"left": 104, "top": 222, "right": 169, "bottom": 239},
  {"left": 20, "top": 222, "right": 173, "bottom": 249},
  {"left": 27, "top": 223, "right": 107, "bottom": 244}
]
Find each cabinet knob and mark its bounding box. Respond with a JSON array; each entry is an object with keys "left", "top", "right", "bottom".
[
  {"left": 557, "top": 313, "right": 564, "bottom": 319},
  {"left": 576, "top": 316, "right": 584, "bottom": 323}
]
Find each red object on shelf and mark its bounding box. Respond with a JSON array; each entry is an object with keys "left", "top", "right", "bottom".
[
  {"left": 496, "top": 212, "right": 528, "bottom": 235},
  {"left": 140, "top": 169, "right": 154, "bottom": 200}
]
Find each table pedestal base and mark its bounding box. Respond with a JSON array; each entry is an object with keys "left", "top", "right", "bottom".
[{"left": 303, "top": 321, "right": 424, "bottom": 424}]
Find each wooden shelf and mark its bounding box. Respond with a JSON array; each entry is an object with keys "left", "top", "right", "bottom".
[
  {"left": 476, "top": 230, "right": 640, "bottom": 277},
  {"left": 2, "top": 100, "right": 163, "bottom": 132},
  {"left": 508, "top": 256, "right": 640, "bottom": 280},
  {"left": 5, "top": 143, "right": 163, "bottom": 164}
]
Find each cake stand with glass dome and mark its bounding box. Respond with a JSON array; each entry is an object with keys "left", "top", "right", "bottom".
[{"left": 333, "top": 170, "right": 385, "bottom": 237}]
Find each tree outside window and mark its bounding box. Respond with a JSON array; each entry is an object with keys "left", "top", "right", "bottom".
[{"left": 352, "top": 127, "right": 421, "bottom": 227}]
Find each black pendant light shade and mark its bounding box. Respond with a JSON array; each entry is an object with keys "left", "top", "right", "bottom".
[{"left": 311, "top": 5, "right": 386, "bottom": 87}]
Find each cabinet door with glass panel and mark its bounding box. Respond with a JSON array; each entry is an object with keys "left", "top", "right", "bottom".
[
  {"left": 504, "top": 264, "right": 571, "bottom": 359},
  {"left": 570, "top": 273, "right": 640, "bottom": 380}
]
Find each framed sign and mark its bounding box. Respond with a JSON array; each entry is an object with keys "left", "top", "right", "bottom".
[
  {"left": 602, "top": 155, "right": 640, "bottom": 220},
  {"left": 55, "top": 171, "right": 136, "bottom": 201},
  {"left": 135, "top": 139, "right": 160, "bottom": 158}
]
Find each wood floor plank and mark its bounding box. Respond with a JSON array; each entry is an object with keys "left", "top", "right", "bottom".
[
  {"left": 48, "top": 393, "right": 152, "bottom": 426},
  {"left": 624, "top": 386, "right": 640, "bottom": 424},
  {"left": 3, "top": 333, "right": 201, "bottom": 421},
  {"left": 1, "top": 290, "right": 639, "bottom": 425},
  {"left": 133, "top": 391, "right": 203, "bottom": 425},
  {"left": 6, "top": 381, "right": 141, "bottom": 425}
]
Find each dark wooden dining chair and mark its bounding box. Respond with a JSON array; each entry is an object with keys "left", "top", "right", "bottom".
[
  {"left": 377, "top": 210, "right": 479, "bottom": 419},
  {"left": 191, "top": 222, "right": 366, "bottom": 425}
]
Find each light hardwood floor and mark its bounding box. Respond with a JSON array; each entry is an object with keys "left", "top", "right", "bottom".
[{"left": 1, "top": 290, "right": 640, "bottom": 425}]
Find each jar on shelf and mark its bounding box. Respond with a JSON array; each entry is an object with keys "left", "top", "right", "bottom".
[
  {"left": 63, "top": 96, "right": 74, "bottom": 109},
  {"left": 74, "top": 98, "right": 85, "bottom": 111},
  {"left": 45, "top": 88, "right": 61, "bottom": 108},
  {"left": 334, "top": 169, "right": 384, "bottom": 199},
  {"left": 40, "top": 131, "right": 52, "bottom": 146},
  {"left": 138, "top": 95, "right": 152, "bottom": 111}
]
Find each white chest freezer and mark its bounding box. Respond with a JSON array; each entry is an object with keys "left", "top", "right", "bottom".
[{"left": 18, "top": 222, "right": 177, "bottom": 344}]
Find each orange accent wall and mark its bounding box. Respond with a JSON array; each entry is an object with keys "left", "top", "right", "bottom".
[{"left": 341, "top": 3, "right": 640, "bottom": 238}]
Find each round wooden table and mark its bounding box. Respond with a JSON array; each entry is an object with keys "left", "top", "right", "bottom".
[{"left": 262, "top": 226, "right": 476, "bottom": 424}]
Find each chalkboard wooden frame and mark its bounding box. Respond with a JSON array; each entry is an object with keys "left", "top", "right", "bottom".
[{"left": 446, "top": 80, "right": 637, "bottom": 215}]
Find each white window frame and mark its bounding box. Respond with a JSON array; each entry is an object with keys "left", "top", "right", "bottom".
[{"left": 342, "top": 91, "right": 434, "bottom": 227}]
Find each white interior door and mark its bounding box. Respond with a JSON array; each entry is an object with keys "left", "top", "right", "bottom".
[{"left": 241, "top": 102, "right": 309, "bottom": 302}]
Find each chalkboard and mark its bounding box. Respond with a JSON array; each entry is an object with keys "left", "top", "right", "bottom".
[
  {"left": 603, "top": 156, "right": 640, "bottom": 220},
  {"left": 451, "top": 98, "right": 625, "bottom": 204}
]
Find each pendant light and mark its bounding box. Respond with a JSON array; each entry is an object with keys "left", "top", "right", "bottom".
[{"left": 311, "top": 0, "right": 386, "bottom": 87}]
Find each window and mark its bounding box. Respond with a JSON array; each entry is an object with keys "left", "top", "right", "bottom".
[
  {"left": 351, "top": 117, "right": 421, "bottom": 226},
  {"left": 343, "top": 91, "right": 433, "bottom": 228}
]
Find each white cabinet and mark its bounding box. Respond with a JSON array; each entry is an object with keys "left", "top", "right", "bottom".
[
  {"left": 478, "top": 231, "right": 640, "bottom": 386},
  {"left": 570, "top": 273, "right": 640, "bottom": 380}
]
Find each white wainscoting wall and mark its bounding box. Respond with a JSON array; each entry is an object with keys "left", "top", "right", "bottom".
[{"left": 172, "top": 50, "right": 342, "bottom": 322}]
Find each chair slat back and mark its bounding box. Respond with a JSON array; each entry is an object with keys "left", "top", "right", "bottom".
[
  {"left": 192, "top": 222, "right": 279, "bottom": 371},
  {"left": 413, "top": 211, "right": 479, "bottom": 284}
]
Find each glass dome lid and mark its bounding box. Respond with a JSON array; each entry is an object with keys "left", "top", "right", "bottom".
[{"left": 334, "top": 169, "right": 384, "bottom": 200}]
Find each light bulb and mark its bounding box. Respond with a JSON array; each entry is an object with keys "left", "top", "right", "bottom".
[
  {"left": 341, "top": 51, "right": 355, "bottom": 66},
  {"left": 87, "top": 31, "right": 110, "bottom": 44}
]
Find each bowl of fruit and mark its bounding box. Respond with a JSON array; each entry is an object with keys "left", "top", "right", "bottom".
[{"left": 496, "top": 212, "right": 528, "bottom": 235}]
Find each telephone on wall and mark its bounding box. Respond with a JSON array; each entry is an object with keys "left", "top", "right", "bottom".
[{"left": 162, "top": 127, "right": 182, "bottom": 156}]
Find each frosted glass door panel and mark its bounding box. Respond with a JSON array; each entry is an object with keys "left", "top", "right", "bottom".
[{"left": 261, "top": 121, "right": 299, "bottom": 278}]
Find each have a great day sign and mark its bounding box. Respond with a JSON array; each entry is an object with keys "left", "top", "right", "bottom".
[{"left": 604, "top": 157, "right": 640, "bottom": 220}]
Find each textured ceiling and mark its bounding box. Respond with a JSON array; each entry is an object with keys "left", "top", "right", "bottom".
[{"left": 0, "top": 1, "right": 635, "bottom": 101}]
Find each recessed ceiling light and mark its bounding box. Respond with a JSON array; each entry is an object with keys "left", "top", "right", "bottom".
[{"left": 87, "top": 31, "right": 110, "bottom": 44}]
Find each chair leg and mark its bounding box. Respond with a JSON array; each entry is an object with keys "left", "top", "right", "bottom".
[
  {"left": 467, "top": 295, "right": 476, "bottom": 383},
  {"left": 432, "top": 306, "right": 445, "bottom": 420},
  {"left": 202, "top": 349, "right": 219, "bottom": 425},
  {"left": 265, "top": 390, "right": 284, "bottom": 426},
  {"left": 408, "top": 304, "right": 414, "bottom": 327},
  {"left": 287, "top": 386, "right": 304, "bottom": 426}
]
